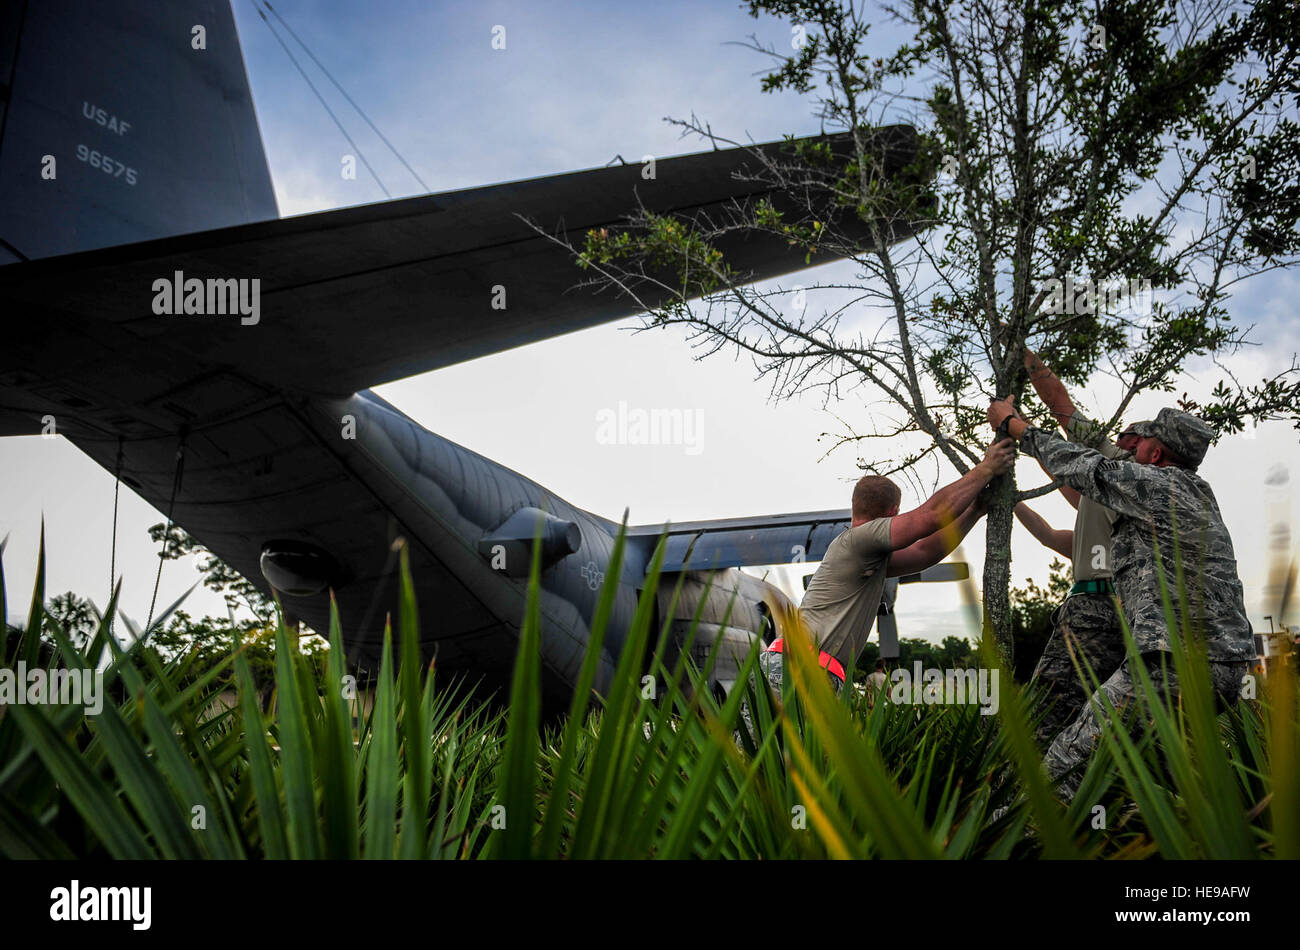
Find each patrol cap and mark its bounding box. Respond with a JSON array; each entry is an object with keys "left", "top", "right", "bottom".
[{"left": 1128, "top": 408, "right": 1214, "bottom": 468}]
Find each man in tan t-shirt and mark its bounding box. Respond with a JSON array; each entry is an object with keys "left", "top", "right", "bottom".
[
  {"left": 1013, "top": 347, "right": 1140, "bottom": 742},
  {"left": 757, "top": 439, "right": 1016, "bottom": 698}
]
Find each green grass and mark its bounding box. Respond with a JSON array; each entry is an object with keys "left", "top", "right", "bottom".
[{"left": 0, "top": 524, "right": 1295, "bottom": 859}]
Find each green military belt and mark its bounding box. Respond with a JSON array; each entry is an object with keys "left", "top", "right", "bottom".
[{"left": 1069, "top": 579, "right": 1114, "bottom": 596}]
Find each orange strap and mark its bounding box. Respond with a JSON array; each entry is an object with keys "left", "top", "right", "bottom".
[{"left": 765, "top": 638, "right": 846, "bottom": 682}]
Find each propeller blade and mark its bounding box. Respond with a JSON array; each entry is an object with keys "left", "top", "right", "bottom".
[
  {"left": 897, "top": 562, "right": 970, "bottom": 583},
  {"left": 1264, "top": 464, "right": 1294, "bottom": 630},
  {"left": 877, "top": 611, "right": 899, "bottom": 659},
  {"left": 1278, "top": 558, "right": 1296, "bottom": 627},
  {"left": 951, "top": 547, "right": 984, "bottom": 641},
  {"left": 876, "top": 577, "right": 900, "bottom": 658}
]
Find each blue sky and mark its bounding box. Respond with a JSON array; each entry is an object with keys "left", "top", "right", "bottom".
[{"left": 3, "top": 0, "right": 1297, "bottom": 643}]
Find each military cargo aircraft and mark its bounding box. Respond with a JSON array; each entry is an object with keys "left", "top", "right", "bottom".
[{"left": 0, "top": 0, "right": 960, "bottom": 710}]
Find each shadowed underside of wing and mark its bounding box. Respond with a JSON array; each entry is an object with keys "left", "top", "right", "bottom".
[{"left": 0, "top": 126, "right": 922, "bottom": 442}]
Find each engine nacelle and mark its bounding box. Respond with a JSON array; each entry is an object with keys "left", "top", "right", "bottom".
[
  {"left": 478, "top": 506, "right": 581, "bottom": 577},
  {"left": 259, "top": 539, "right": 343, "bottom": 597}
]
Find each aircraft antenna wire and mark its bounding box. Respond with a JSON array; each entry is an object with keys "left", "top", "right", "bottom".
[
  {"left": 261, "top": 1, "right": 430, "bottom": 193},
  {"left": 145, "top": 438, "right": 186, "bottom": 634},
  {"left": 250, "top": 0, "right": 391, "bottom": 198},
  {"left": 109, "top": 436, "right": 122, "bottom": 636}
]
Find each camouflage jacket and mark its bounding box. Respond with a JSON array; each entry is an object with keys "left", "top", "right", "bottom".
[{"left": 1020, "top": 427, "right": 1254, "bottom": 661}]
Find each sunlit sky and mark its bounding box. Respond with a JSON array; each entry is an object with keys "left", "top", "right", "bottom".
[{"left": 3, "top": 0, "right": 1297, "bottom": 644}]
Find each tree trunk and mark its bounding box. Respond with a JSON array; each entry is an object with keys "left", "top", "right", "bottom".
[{"left": 981, "top": 473, "right": 1016, "bottom": 667}]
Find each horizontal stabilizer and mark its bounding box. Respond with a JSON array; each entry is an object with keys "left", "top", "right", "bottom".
[{"left": 629, "top": 509, "right": 851, "bottom": 573}]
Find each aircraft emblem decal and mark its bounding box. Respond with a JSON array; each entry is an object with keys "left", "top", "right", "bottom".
[{"left": 581, "top": 561, "right": 604, "bottom": 590}]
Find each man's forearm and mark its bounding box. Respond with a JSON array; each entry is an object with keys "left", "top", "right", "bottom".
[
  {"left": 1014, "top": 501, "right": 1074, "bottom": 557},
  {"left": 950, "top": 500, "right": 984, "bottom": 546},
  {"left": 1024, "top": 349, "right": 1076, "bottom": 427},
  {"left": 1013, "top": 502, "right": 1052, "bottom": 543},
  {"left": 926, "top": 501, "right": 983, "bottom": 562},
  {"left": 915, "top": 465, "right": 995, "bottom": 535},
  {"left": 889, "top": 500, "right": 983, "bottom": 576}
]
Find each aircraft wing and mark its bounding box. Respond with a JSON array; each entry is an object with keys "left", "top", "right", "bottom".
[{"left": 0, "top": 126, "right": 922, "bottom": 439}]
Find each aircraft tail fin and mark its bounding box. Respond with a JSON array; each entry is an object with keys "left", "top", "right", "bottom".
[{"left": 0, "top": 0, "right": 278, "bottom": 265}]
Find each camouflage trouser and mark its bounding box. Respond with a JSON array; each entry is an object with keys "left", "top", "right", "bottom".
[
  {"left": 1030, "top": 592, "right": 1126, "bottom": 746},
  {"left": 736, "top": 650, "right": 843, "bottom": 746},
  {"left": 1043, "top": 652, "right": 1249, "bottom": 801}
]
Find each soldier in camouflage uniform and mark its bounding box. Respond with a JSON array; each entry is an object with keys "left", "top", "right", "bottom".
[
  {"left": 988, "top": 400, "right": 1254, "bottom": 801},
  {"left": 1022, "top": 573, "right": 1129, "bottom": 743},
  {"left": 1013, "top": 348, "right": 1137, "bottom": 744}
]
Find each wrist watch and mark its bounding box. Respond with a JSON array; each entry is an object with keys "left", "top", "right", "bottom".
[{"left": 996, "top": 413, "right": 1016, "bottom": 442}]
